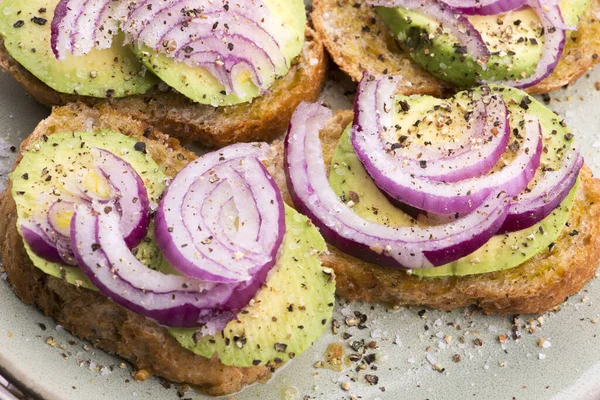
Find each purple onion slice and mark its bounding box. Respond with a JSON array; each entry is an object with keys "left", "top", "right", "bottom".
[
  {"left": 439, "top": 0, "right": 527, "bottom": 15},
  {"left": 155, "top": 143, "right": 285, "bottom": 283},
  {"left": 352, "top": 75, "right": 542, "bottom": 214},
  {"left": 71, "top": 203, "right": 239, "bottom": 331},
  {"left": 285, "top": 102, "right": 510, "bottom": 270},
  {"left": 21, "top": 148, "right": 151, "bottom": 265},
  {"left": 501, "top": 150, "right": 583, "bottom": 232},
  {"left": 369, "top": 74, "right": 510, "bottom": 182},
  {"left": 499, "top": 0, "right": 567, "bottom": 88},
  {"left": 366, "top": 0, "right": 490, "bottom": 59},
  {"left": 51, "top": 0, "right": 288, "bottom": 96}
]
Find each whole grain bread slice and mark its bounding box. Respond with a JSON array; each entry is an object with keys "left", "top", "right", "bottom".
[
  {"left": 311, "top": 0, "right": 600, "bottom": 95},
  {"left": 0, "top": 103, "right": 273, "bottom": 397},
  {"left": 265, "top": 110, "right": 600, "bottom": 315},
  {"left": 0, "top": 28, "right": 328, "bottom": 148}
]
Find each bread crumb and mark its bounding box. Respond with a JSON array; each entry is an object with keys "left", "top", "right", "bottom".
[{"left": 133, "top": 369, "right": 151, "bottom": 381}]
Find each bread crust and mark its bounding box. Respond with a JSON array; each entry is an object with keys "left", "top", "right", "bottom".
[
  {"left": 0, "top": 28, "right": 328, "bottom": 148},
  {"left": 312, "top": 0, "right": 600, "bottom": 94},
  {"left": 0, "top": 104, "right": 272, "bottom": 397},
  {"left": 266, "top": 110, "right": 600, "bottom": 315}
]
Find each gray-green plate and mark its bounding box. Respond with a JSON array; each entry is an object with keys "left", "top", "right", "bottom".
[{"left": 2, "top": 26, "right": 600, "bottom": 400}]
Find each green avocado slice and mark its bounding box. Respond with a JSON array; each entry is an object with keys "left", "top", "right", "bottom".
[
  {"left": 376, "top": 0, "right": 590, "bottom": 87},
  {"left": 328, "top": 86, "right": 579, "bottom": 278},
  {"left": 0, "top": 0, "right": 158, "bottom": 98},
  {"left": 11, "top": 131, "right": 334, "bottom": 367},
  {"left": 133, "top": 0, "right": 307, "bottom": 106},
  {"left": 170, "top": 207, "right": 335, "bottom": 367}
]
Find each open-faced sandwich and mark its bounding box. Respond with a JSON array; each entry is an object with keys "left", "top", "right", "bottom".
[
  {"left": 0, "top": 103, "right": 336, "bottom": 396},
  {"left": 312, "top": 0, "right": 600, "bottom": 95},
  {"left": 0, "top": 0, "right": 327, "bottom": 147},
  {"left": 270, "top": 73, "right": 600, "bottom": 314}
]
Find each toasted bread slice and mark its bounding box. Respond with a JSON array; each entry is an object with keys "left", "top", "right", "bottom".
[
  {"left": 265, "top": 110, "right": 600, "bottom": 315},
  {"left": 0, "top": 28, "right": 328, "bottom": 148},
  {"left": 0, "top": 104, "right": 272, "bottom": 396},
  {"left": 311, "top": 0, "right": 600, "bottom": 95}
]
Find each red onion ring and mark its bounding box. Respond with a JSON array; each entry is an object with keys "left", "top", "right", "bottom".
[
  {"left": 439, "top": 0, "right": 527, "bottom": 15},
  {"left": 370, "top": 74, "right": 510, "bottom": 182},
  {"left": 499, "top": 0, "right": 567, "bottom": 88},
  {"left": 285, "top": 102, "right": 511, "bottom": 270},
  {"left": 501, "top": 150, "right": 583, "bottom": 232},
  {"left": 20, "top": 221, "right": 66, "bottom": 265},
  {"left": 21, "top": 148, "right": 151, "bottom": 265},
  {"left": 366, "top": 0, "right": 490, "bottom": 59},
  {"left": 352, "top": 75, "right": 542, "bottom": 214},
  {"left": 155, "top": 143, "right": 285, "bottom": 284},
  {"left": 71, "top": 203, "right": 242, "bottom": 331},
  {"left": 51, "top": 0, "right": 288, "bottom": 96}
]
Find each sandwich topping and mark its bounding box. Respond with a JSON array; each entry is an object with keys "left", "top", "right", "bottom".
[
  {"left": 0, "top": 0, "right": 306, "bottom": 105},
  {"left": 285, "top": 74, "right": 582, "bottom": 276},
  {"left": 11, "top": 131, "right": 335, "bottom": 366},
  {"left": 368, "top": 0, "right": 589, "bottom": 88}
]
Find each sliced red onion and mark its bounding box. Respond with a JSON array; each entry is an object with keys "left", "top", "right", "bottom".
[
  {"left": 366, "top": 0, "right": 490, "bottom": 59},
  {"left": 51, "top": 0, "right": 128, "bottom": 59},
  {"left": 91, "top": 148, "right": 151, "bottom": 249},
  {"left": 52, "top": 0, "right": 288, "bottom": 96},
  {"left": 48, "top": 200, "right": 75, "bottom": 238},
  {"left": 71, "top": 203, "right": 245, "bottom": 331},
  {"left": 20, "top": 220, "right": 65, "bottom": 264},
  {"left": 285, "top": 102, "right": 510, "bottom": 270},
  {"left": 155, "top": 143, "right": 285, "bottom": 283},
  {"left": 500, "top": 150, "right": 583, "bottom": 232},
  {"left": 352, "top": 75, "right": 541, "bottom": 214},
  {"left": 371, "top": 75, "right": 510, "bottom": 182},
  {"left": 498, "top": 0, "right": 567, "bottom": 88},
  {"left": 21, "top": 148, "right": 150, "bottom": 265},
  {"left": 439, "top": 0, "right": 527, "bottom": 15}
]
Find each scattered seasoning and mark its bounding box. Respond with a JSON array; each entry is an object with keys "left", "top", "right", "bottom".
[
  {"left": 274, "top": 343, "right": 288, "bottom": 353},
  {"left": 13, "top": 20, "right": 24, "bottom": 28},
  {"left": 365, "top": 374, "right": 379, "bottom": 385},
  {"left": 31, "top": 16, "right": 47, "bottom": 25},
  {"left": 452, "top": 354, "right": 462, "bottom": 363},
  {"left": 473, "top": 338, "right": 484, "bottom": 347},
  {"left": 519, "top": 96, "right": 532, "bottom": 110},
  {"left": 134, "top": 141, "right": 147, "bottom": 153}
]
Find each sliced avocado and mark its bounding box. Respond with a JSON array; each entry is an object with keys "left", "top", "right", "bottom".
[
  {"left": 170, "top": 206, "right": 335, "bottom": 367},
  {"left": 134, "top": 0, "right": 306, "bottom": 106},
  {"left": 11, "top": 131, "right": 169, "bottom": 289},
  {"left": 328, "top": 86, "right": 579, "bottom": 278},
  {"left": 0, "top": 0, "right": 158, "bottom": 98},
  {"left": 376, "top": 0, "right": 590, "bottom": 87},
  {"left": 12, "top": 132, "right": 335, "bottom": 367}
]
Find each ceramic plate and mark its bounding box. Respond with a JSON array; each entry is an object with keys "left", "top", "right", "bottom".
[{"left": 2, "top": 34, "right": 600, "bottom": 400}]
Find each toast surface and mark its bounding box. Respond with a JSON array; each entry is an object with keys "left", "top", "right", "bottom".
[
  {"left": 0, "top": 104, "right": 272, "bottom": 396},
  {"left": 266, "top": 110, "right": 600, "bottom": 315},
  {"left": 312, "top": 0, "right": 600, "bottom": 94},
  {"left": 0, "top": 28, "right": 328, "bottom": 148}
]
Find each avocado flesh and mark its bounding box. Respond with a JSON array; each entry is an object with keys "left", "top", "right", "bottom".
[
  {"left": 376, "top": 0, "right": 590, "bottom": 87},
  {"left": 0, "top": 0, "right": 158, "bottom": 98},
  {"left": 12, "top": 132, "right": 334, "bottom": 367},
  {"left": 134, "top": 0, "right": 306, "bottom": 106},
  {"left": 328, "top": 86, "right": 579, "bottom": 278},
  {"left": 171, "top": 207, "right": 335, "bottom": 367}
]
